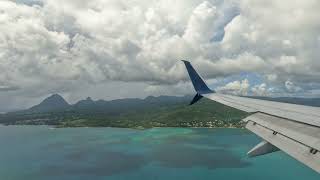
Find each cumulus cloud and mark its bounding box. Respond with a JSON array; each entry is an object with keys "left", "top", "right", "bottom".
[
  {"left": 0, "top": 0, "right": 320, "bottom": 111},
  {"left": 183, "top": 1, "right": 218, "bottom": 44},
  {"left": 216, "top": 79, "right": 250, "bottom": 96},
  {"left": 285, "top": 80, "right": 302, "bottom": 93},
  {"left": 221, "top": 1, "right": 320, "bottom": 82},
  {"left": 251, "top": 83, "right": 268, "bottom": 96}
]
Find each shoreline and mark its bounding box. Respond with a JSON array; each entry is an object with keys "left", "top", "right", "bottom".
[{"left": 0, "top": 123, "right": 244, "bottom": 130}]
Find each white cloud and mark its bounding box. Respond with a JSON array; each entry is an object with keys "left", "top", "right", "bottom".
[
  {"left": 251, "top": 83, "right": 268, "bottom": 96},
  {"left": 0, "top": 0, "right": 320, "bottom": 111},
  {"left": 221, "top": 0, "right": 320, "bottom": 83},
  {"left": 216, "top": 79, "right": 250, "bottom": 96},
  {"left": 285, "top": 80, "right": 302, "bottom": 93},
  {"left": 266, "top": 74, "right": 278, "bottom": 83},
  {"left": 183, "top": 1, "right": 218, "bottom": 44}
]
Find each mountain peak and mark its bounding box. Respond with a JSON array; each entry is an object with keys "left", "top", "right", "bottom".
[
  {"left": 74, "top": 97, "right": 95, "bottom": 109},
  {"left": 43, "top": 94, "right": 68, "bottom": 103},
  {"left": 86, "top": 97, "right": 93, "bottom": 101},
  {"left": 29, "top": 94, "right": 70, "bottom": 112},
  {"left": 48, "top": 93, "right": 64, "bottom": 99},
  {"left": 145, "top": 96, "right": 156, "bottom": 100}
]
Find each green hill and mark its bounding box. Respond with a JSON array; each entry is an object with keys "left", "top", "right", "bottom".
[
  {"left": 59, "top": 98, "right": 248, "bottom": 128},
  {"left": 0, "top": 95, "right": 248, "bottom": 128},
  {"left": 2, "top": 94, "right": 319, "bottom": 129}
]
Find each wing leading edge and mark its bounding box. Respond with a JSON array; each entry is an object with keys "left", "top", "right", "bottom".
[{"left": 182, "top": 60, "right": 320, "bottom": 173}]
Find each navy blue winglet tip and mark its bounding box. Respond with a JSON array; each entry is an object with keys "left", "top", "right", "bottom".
[
  {"left": 182, "top": 60, "right": 214, "bottom": 95},
  {"left": 189, "top": 93, "right": 203, "bottom": 105}
]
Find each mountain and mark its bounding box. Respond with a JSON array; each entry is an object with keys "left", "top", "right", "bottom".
[
  {"left": 73, "top": 97, "right": 96, "bottom": 109},
  {"left": 1, "top": 94, "right": 319, "bottom": 128},
  {"left": 28, "top": 94, "right": 70, "bottom": 113},
  {"left": 16, "top": 94, "right": 320, "bottom": 115},
  {"left": 17, "top": 94, "right": 320, "bottom": 115},
  {"left": 72, "top": 95, "right": 192, "bottom": 115}
]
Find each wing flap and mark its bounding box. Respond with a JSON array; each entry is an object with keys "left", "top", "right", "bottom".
[
  {"left": 244, "top": 113, "right": 320, "bottom": 151},
  {"left": 246, "top": 120, "right": 320, "bottom": 173}
]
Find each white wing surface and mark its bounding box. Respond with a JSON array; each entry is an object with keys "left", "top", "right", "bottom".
[{"left": 182, "top": 60, "right": 320, "bottom": 173}]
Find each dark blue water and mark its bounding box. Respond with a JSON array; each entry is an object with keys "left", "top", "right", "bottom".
[{"left": 0, "top": 126, "right": 318, "bottom": 180}]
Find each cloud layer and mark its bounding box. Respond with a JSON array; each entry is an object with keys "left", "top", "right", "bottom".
[{"left": 0, "top": 0, "right": 320, "bottom": 111}]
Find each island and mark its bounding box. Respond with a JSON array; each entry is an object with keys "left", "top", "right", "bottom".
[
  {"left": 1, "top": 94, "right": 318, "bottom": 129},
  {"left": 0, "top": 94, "right": 248, "bottom": 129}
]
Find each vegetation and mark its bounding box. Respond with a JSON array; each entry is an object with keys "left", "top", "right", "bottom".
[
  {"left": 2, "top": 94, "right": 319, "bottom": 129},
  {"left": 58, "top": 99, "right": 248, "bottom": 128},
  {"left": 0, "top": 97, "right": 249, "bottom": 129}
]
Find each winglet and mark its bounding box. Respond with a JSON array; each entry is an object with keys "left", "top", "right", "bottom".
[
  {"left": 182, "top": 60, "right": 214, "bottom": 105},
  {"left": 189, "top": 93, "right": 203, "bottom": 105},
  {"left": 182, "top": 60, "right": 214, "bottom": 95}
]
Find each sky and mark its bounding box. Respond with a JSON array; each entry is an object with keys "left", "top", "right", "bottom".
[{"left": 0, "top": 0, "right": 320, "bottom": 111}]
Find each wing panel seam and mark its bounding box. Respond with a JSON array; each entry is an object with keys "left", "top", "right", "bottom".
[{"left": 246, "top": 120, "right": 319, "bottom": 151}]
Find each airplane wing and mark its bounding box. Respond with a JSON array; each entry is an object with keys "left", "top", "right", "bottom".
[{"left": 182, "top": 60, "right": 320, "bottom": 173}]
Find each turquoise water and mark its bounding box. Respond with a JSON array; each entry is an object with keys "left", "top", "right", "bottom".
[{"left": 0, "top": 126, "right": 318, "bottom": 180}]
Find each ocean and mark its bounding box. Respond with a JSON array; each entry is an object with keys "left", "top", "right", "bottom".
[{"left": 0, "top": 126, "right": 318, "bottom": 180}]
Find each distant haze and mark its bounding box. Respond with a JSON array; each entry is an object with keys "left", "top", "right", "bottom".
[{"left": 17, "top": 94, "right": 320, "bottom": 114}]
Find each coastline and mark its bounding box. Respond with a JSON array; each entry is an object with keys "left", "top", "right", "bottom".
[{"left": 0, "top": 123, "right": 245, "bottom": 130}]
